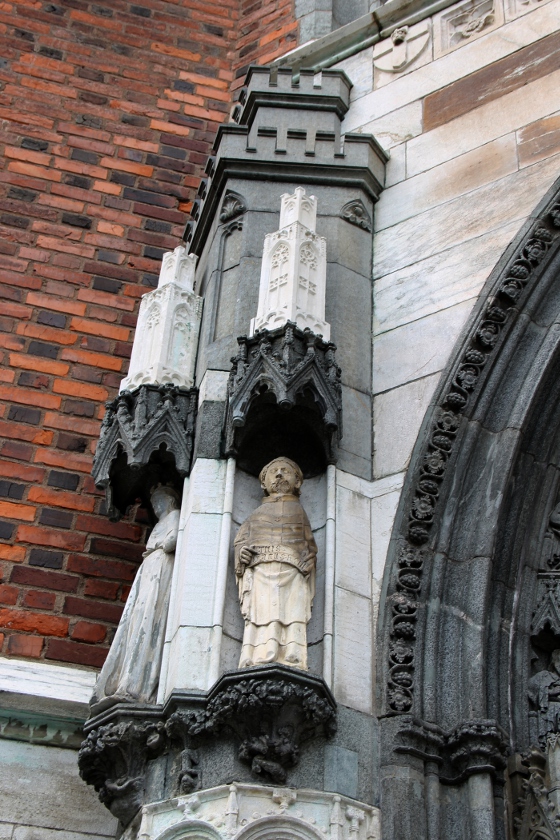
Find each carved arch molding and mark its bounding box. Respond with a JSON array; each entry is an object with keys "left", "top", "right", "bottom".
[{"left": 377, "top": 176, "right": 560, "bottom": 840}]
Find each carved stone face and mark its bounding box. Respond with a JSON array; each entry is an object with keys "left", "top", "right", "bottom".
[
  {"left": 552, "top": 649, "right": 560, "bottom": 675},
  {"left": 150, "top": 486, "right": 179, "bottom": 520},
  {"left": 261, "top": 458, "right": 302, "bottom": 497}
]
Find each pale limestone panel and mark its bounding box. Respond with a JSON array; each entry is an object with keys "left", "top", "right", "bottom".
[
  {"left": 333, "top": 587, "right": 373, "bottom": 713},
  {"left": 336, "top": 467, "right": 376, "bottom": 499},
  {"left": 336, "top": 48, "right": 374, "bottom": 102},
  {"left": 335, "top": 485, "right": 372, "bottom": 596},
  {"left": 0, "top": 741, "right": 116, "bottom": 837},
  {"left": 373, "top": 155, "right": 560, "bottom": 277},
  {"left": 198, "top": 369, "right": 229, "bottom": 402},
  {"left": 174, "top": 512, "right": 224, "bottom": 627},
  {"left": 374, "top": 218, "right": 521, "bottom": 334},
  {"left": 373, "top": 374, "right": 440, "bottom": 478},
  {"left": 373, "top": 298, "right": 476, "bottom": 394},
  {"left": 385, "top": 143, "right": 407, "bottom": 187},
  {"left": 0, "top": 825, "right": 13, "bottom": 840},
  {"left": 343, "top": 101, "right": 422, "bottom": 149},
  {"left": 342, "top": 0, "right": 560, "bottom": 125},
  {"left": 185, "top": 458, "right": 227, "bottom": 516},
  {"left": 407, "top": 67, "right": 560, "bottom": 176},
  {"left": 505, "top": 0, "right": 555, "bottom": 22},
  {"left": 164, "top": 625, "right": 215, "bottom": 691},
  {"left": 375, "top": 134, "right": 518, "bottom": 230},
  {"left": 371, "top": 472, "right": 406, "bottom": 582}
]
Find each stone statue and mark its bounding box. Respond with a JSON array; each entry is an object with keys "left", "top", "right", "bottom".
[
  {"left": 528, "top": 650, "right": 560, "bottom": 745},
  {"left": 234, "top": 457, "right": 317, "bottom": 670},
  {"left": 91, "top": 485, "right": 180, "bottom": 712}
]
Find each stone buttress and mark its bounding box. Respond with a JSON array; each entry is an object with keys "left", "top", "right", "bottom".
[{"left": 82, "top": 67, "right": 387, "bottom": 840}]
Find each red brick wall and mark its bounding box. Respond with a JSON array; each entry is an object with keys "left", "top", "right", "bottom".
[{"left": 0, "top": 0, "right": 298, "bottom": 667}]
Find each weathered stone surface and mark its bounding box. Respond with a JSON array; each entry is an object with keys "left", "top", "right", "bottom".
[
  {"left": 373, "top": 299, "right": 475, "bottom": 395},
  {"left": 424, "top": 29, "right": 560, "bottom": 130},
  {"left": 518, "top": 112, "right": 560, "bottom": 167},
  {"left": 0, "top": 740, "right": 116, "bottom": 837},
  {"left": 374, "top": 155, "right": 560, "bottom": 277},
  {"left": 373, "top": 375, "right": 439, "bottom": 479},
  {"left": 373, "top": 219, "right": 520, "bottom": 335},
  {"left": 333, "top": 586, "right": 373, "bottom": 714},
  {"left": 376, "top": 134, "right": 518, "bottom": 231},
  {"left": 407, "top": 67, "right": 560, "bottom": 177}
]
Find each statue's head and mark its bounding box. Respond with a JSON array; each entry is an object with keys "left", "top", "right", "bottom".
[
  {"left": 260, "top": 457, "right": 303, "bottom": 497},
  {"left": 551, "top": 649, "right": 560, "bottom": 674},
  {"left": 150, "top": 485, "right": 180, "bottom": 519}
]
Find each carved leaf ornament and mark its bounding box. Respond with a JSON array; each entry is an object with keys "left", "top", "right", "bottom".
[{"left": 386, "top": 201, "right": 560, "bottom": 713}]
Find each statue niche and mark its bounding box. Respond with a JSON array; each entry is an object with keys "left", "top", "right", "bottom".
[
  {"left": 91, "top": 485, "right": 180, "bottom": 712},
  {"left": 234, "top": 457, "right": 317, "bottom": 671}
]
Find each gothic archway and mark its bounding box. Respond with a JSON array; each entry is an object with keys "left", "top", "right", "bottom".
[{"left": 377, "top": 175, "right": 560, "bottom": 840}]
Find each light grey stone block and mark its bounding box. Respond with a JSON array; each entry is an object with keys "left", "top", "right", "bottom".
[{"left": 324, "top": 744, "right": 359, "bottom": 798}]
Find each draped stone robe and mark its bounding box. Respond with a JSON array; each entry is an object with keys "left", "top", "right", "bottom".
[
  {"left": 91, "top": 507, "right": 179, "bottom": 712},
  {"left": 234, "top": 493, "right": 317, "bottom": 670}
]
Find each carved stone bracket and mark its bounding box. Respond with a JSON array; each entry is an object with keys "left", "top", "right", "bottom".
[
  {"left": 509, "top": 744, "right": 560, "bottom": 839},
  {"left": 78, "top": 718, "right": 167, "bottom": 826},
  {"left": 396, "top": 716, "right": 508, "bottom": 783},
  {"left": 82, "top": 667, "right": 336, "bottom": 826},
  {"left": 167, "top": 665, "right": 337, "bottom": 785},
  {"left": 92, "top": 383, "right": 197, "bottom": 518},
  {"left": 224, "top": 322, "right": 342, "bottom": 470},
  {"left": 340, "top": 199, "right": 372, "bottom": 232}
]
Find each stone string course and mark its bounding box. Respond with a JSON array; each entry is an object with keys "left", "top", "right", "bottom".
[{"left": 0, "top": 0, "right": 298, "bottom": 667}]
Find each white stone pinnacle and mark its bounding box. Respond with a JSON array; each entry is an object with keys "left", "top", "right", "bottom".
[{"left": 250, "top": 187, "right": 331, "bottom": 340}]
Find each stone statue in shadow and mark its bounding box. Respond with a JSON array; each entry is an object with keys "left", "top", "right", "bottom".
[
  {"left": 529, "top": 649, "right": 560, "bottom": 746},
  {"left": 91, "top": 485, "right": 180, "bottom": 713},
  {"left": 234, "top": 457, "right": 317, "bottom": 671}
]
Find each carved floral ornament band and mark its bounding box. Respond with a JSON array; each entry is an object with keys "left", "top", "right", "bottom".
[{"left": 387, "top": 199, "right": 560, "bottom": 715}]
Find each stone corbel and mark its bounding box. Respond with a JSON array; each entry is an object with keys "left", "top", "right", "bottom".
[{"left": 78, "top": 718, "right": 167, "bottom": 826}]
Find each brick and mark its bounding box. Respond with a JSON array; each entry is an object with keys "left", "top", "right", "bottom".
[
  {"left": 0, "top": 545, "right": 26, "bottom": 563},
  {"left": 29, "top": 548, "right": 64, "bottom": 569},
  {"left": 43, "top": 411, "right": 100, "bottom": 436},
  {"left": 15, "top": 524, "right": 86, "bottom": 551},
  {"left": 0, "top": 521, "right": 15, "bottom": 541},
  {"left": 0, "top": 383, "right": 61, "bottom": 411},
  {"left": 10, "top": 352, "right": 69, "bottom": 377},
  {"left": 84, "top": 578, "right": 119, "bottom": 599},
  {"left": 63, "top": 595, "right": 123, "bottom": 623},
  {"left": 57, "top": 433, "right": 88, "bottom": 453},
  {"left": 23, "top": 590, "right": 56, "bottom": 610},
  {"left": 68, "top": 552, "right": 138, "bottom": 579},
  {"left": 0, "top": 500, "right": 35, "bottom": 522},
  {"left": 69, "top": 317, "right": 129, "bottom": 341},
  {"left": 71, "top": 620, "right": 107, "bottom": 643},
  {"left": 7, "top": 406, "right": 40, "bottom": 425},
  {"left": 28, "top": 486, "right": 95, "bottom": 513},
  {"left": 0, "top": 585, "right": 19, "bottom": 606},
  {"left": 17, "top": 322, "right": 78, "bottom": 345},
  {"left": 26, "top": 291, "right": 86, "bottom": 316},
  {"left": 0, "top": 461, "right": 45, "bottom": 482},
  {"left": 0, "top": 608, "right": 69, "bottom": 637},
  {"left": 0, "top": 481, "right": 25, "bottom": 500},
  {"left": 47, "top": 470, "right": 80, "bottom": 491},
  {"left": 46, "top": 638, "right": 108, "bottom": 667},
  {"left": 7, "top": 634, "right": 44, "bottom": 657},
  {"left": 11, "top": 565, "right": 79, "bottom": 593},
  {"left": 2, "top": 441, "right": 34, "bottom": 461},
  {"left": 39, "top": 508, "right": 73, "bottom": 529},
  {"left": 59, "top": 347, "right": 123, "bottom": 371},
  {"left": 35, "top": 449, "right": 92, "bottom": 473},
  {"left": 76, "top": 514, "right": 142, "bottom": 542},
  {"left": 0, "top": 420, "right": 53, "bottom": 446}
]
